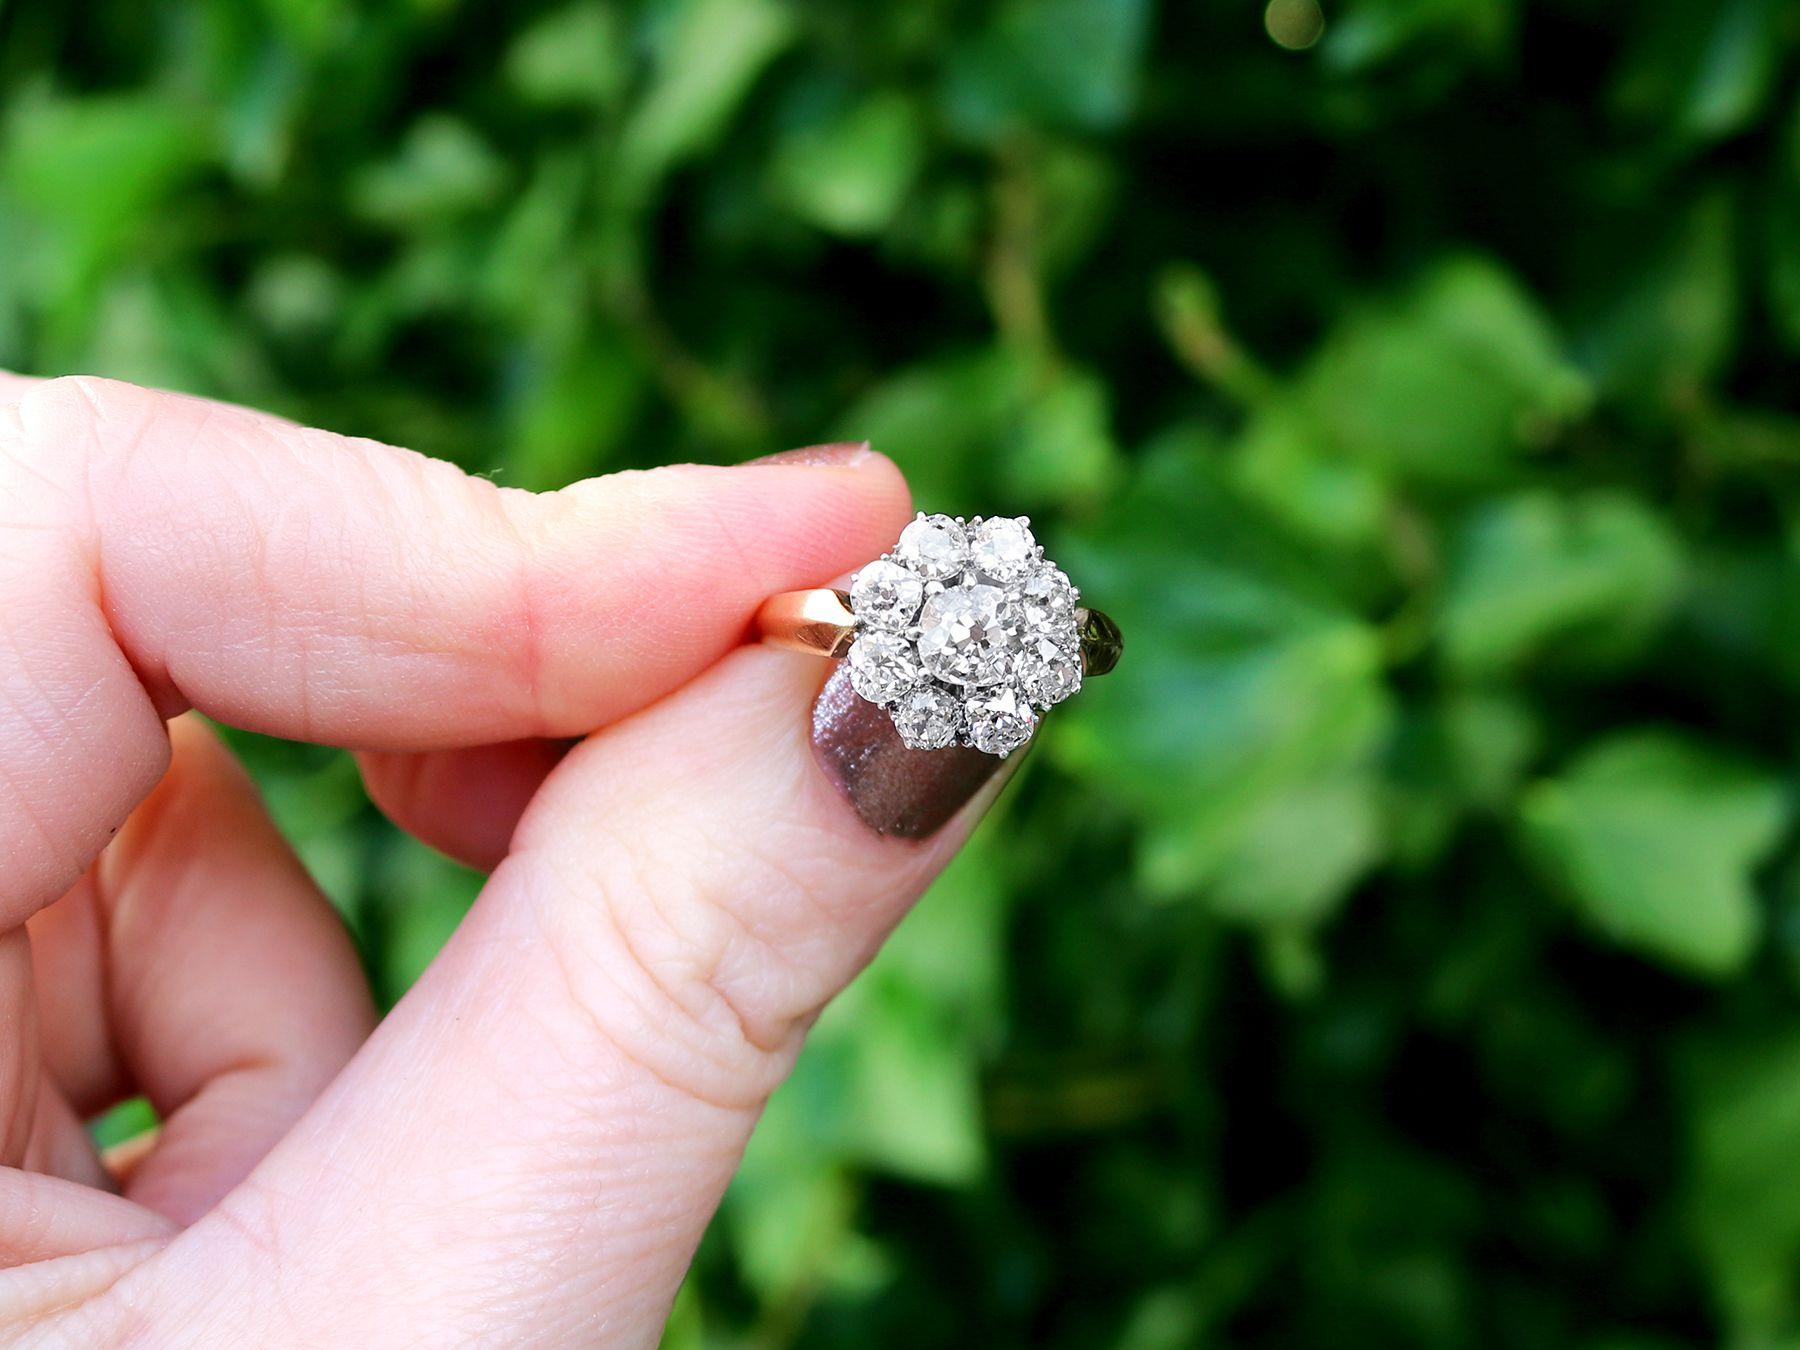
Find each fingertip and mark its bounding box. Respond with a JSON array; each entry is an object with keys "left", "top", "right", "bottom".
[
  {"left": 358, "top": 739, "right": 571, "bottom": 872},
  {"left": 740, "top": 446, "right": 914, "bottom": 575}
]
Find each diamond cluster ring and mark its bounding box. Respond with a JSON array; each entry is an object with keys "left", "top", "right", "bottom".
[{"left": 755, "top": 513, "right": 1122, "bottom": 756}]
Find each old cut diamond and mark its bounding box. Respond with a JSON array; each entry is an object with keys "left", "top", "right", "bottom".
[
  {"left": 1018, "top": 565, "right": 1074, "bottom": 629},
  {"left": 892, "top": 685, "right": 961, "bottom": 750},
  {"left": 917, "top": 583, "right": 1019, "bottom": 687},
  {"left": 848, "top": 631, "right": 920, "bottom": 704},
  {"left": 896, "top": 514, "right": 968, "bottom": 581},
  {"left": 971, "top": 517, "right": 1036, "bottom": 581},
  {"left": 849, "top": 559, "right": 924, "bottom": 630},
  {"left": 967, "top": 687, "right": 1036, "bottom": 756},
  {"left": 1020, "top": 646, "right": 1082, "bottom": 708}
]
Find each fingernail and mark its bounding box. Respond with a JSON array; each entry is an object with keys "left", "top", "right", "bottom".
[
  {"left": 811, "top": 664, "right": 1015, "bottom": 839},
  {"left": 744, "top": 441, "right": 872, "bottom": 468}
]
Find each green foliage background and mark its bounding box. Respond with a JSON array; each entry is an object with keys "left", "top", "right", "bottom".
[{"left": 7, "top": 0, "right": 1800, "bottom": 1343}]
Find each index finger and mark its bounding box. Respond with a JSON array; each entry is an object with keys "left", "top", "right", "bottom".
[{"left": 0, "top": 374, "right": 910, "bottom": 920}]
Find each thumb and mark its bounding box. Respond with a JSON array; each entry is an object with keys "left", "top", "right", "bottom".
[{"left": 97, "top": 649, "right": 1018, "bottom": 1343}]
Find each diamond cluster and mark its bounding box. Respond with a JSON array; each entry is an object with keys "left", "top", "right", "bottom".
[{"left": 846, "top": 514, "right": 1082, "bottom": 756}]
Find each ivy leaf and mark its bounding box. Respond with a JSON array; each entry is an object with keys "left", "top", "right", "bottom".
[
  {"left": 1521, "top": 732, "right": 1788, "bottom": 976},
  {"left": 1000, "top": 367, "right": 1122, "bottom": 508},
  {"left": 505, "top": 2, "right": 630, "bottom": 109},
  {"left": 350, "top": 116, "right": 508, "bottom": 227},
  {"left": 1611, "top": 0, "right": 1790, "bottom": 146},
  {"left": 1206, "top": 772, "right": 1383, "bottom": 928},
  {"left": 1, "top": 90, "right": 212, "bottom": 316},
  {"left": 943, "top": 0, "right": 1153, "bottom": 139},
  {"left": 1057, "top": 434, "right": 1394, "bottom": 909},
  {"left": 1687, "top": 1028, "right": 1800, "bottom": 1338},
  {"left": 771, "top": 91, "right": 925, "bottom": 237},
  {"left": 614, "top": 0, "right": 794, "bottom": 205},
  {"left": 1439, "top": 490, "right": 1686, "bottom": 676},
  {"left": 1573, "top": 192, "right": 1737, "bottom": 414},
  {"left": 1294, "top": 257, "right": 1591, "bottom": 492}
]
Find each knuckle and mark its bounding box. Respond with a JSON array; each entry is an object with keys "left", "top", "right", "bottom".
[
  {"left": 489, "top": 486, "right": 554, "bottom": 733},
  {"left": 519, "top": 832, "right": 823, "bottom": 1114}
]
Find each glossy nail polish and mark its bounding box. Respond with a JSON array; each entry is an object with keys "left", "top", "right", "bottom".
[
  {"left": 743, "top": 441, "right": 873, "bottom": 468},
  {"left": 810, "top": 665, "right": 1013, "bottom": 838}
]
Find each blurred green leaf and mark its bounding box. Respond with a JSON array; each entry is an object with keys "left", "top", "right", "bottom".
[
  {"left": 1231, "top": 403, "right": 1391, "bottom": 549},
  {"left": 1059, "top": 434, "right": 1394, "bottom": 904},
  {"left": 1768, "top": 99, "right": 1800, "bottom": 353},
  {"left": 505, "top": 331, "right": 646, "bottom": 487},
  {"left": 1682, "top": 534, "right": 1800, "bottom": 700},
  {"left": 1689, "top": 1028, "right": 1800, "bottom": 1337},
  {"left": 89, "top": 1096, "right": 158, "bottom": 1151},
  {"left": 1323, "top": 0, "right": 1512, "bottom": 74},
  {"left": 1001, "top": 366, "right": 1121, "bottom": 507},
  {"left": 615, "top": 0, "right": 794, "bottom": 204},
  {"left": 943, "top": 0, "right": 1153, "bottom": 138},
  {"left": 771, "top": 90, "right": 925, "bottom": 237},
  {"left": 0, "top": 88, "right": 211, "bottom": 315},
  {"left": 350, "top": 116, "right": 508, "bottom": 226},
  {"left": 1031, "top": 142, "right": 1119, "bottom": 277},
  {"left": 1294, "top": 257, "right": 1591, "bottom": 491},
  {"left": 505, "top": 2, "right": 630, "bottom": 108},
  {"left": 1, "top": 90, "right": 210, "bottom": 238},
  {"left": 477, "top": 152, "right": 589, "bottom": 327},
  {"left": 252, "top": 0, "right": 356, "bottom": 53},
  {"left": 1611, "top": 0, "right": 1791, "bottom": 145},
  {"left": 721, "top": 841, "right": 1005, "bottom": 1308},
  {"left": 728, "top": 1132, "right": 861, "bottom": 1303},
  {"left": 799, "top": 839, "right": 1004, "bottom": 1184},
  {"left": 837, "top": 978, "right": 986, "bottom": 1182},
  {"left": 1522, "top": 732, "right": 1787, "bottom": 975},
  {"left": 1434, "top": 688, "right": 1541, "bottom": 808},
  {"left": 1438, "top": 490, "right": 1686, "bottom": 676},
  {"left": 838, "top": 347, "right": 1030, "bottom": 508},
  {"left": 1575, "top": 191, "right": 1736, "bottom": 413},
  {"left": 247, "top": 254, "right": 348, "bottom": 342},
  {"left": 1208, "top": 772, "right": 1382, "bottom": 927},
  {"left": 1386, "top": 689, "right": 1541, "bottom": 867},
  {"left": 660, "top": 1281, "right": 706, "bottom": 1350}
]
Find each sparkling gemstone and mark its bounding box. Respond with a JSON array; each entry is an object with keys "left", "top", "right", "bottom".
[
  {"left": 1018, "top": 566, "right": 1074, "bottom": 629},
  {"left": 967, "top": 687, "right": 1036, "bottom": 756},
  {"left": 892, "top": 685, "right": 961, "bottom": 750},
  {"left": 917, "top": 583, "right": 1020, "bottom": 687},
  {"left": 1020, "top": 646, "right": 1082, "bottom": 708},
  {"left": 842, "top": 511, "right": 1097, "bottom": 754},
  {"left": 848, "top": 631, "right": 920, "bottom": 704},
  {"left": 971, "top": 517, "right": 1036, "bottom": 581},
  {"left": 897, "top": 514, "right": 969, "bottom": 580},
  {"left": 849, "top": 559, "right": 924, "bottom": 630}
]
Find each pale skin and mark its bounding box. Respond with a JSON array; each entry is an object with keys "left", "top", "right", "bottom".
[{"left": 0, "top": 373, "right": 998, "bottom": 1344}]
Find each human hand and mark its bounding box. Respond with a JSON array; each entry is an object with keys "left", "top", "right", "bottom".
[{"left": 0, "top": 374, "right": 1018, "bottom": 1344}]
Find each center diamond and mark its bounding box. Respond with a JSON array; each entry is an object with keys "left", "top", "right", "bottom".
[
  {"left": 844, "top": 514, "right": 1089, "bottom": 754},
  {"left": 916, "top": 583, "right": 1019, "bottom": 687}
]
